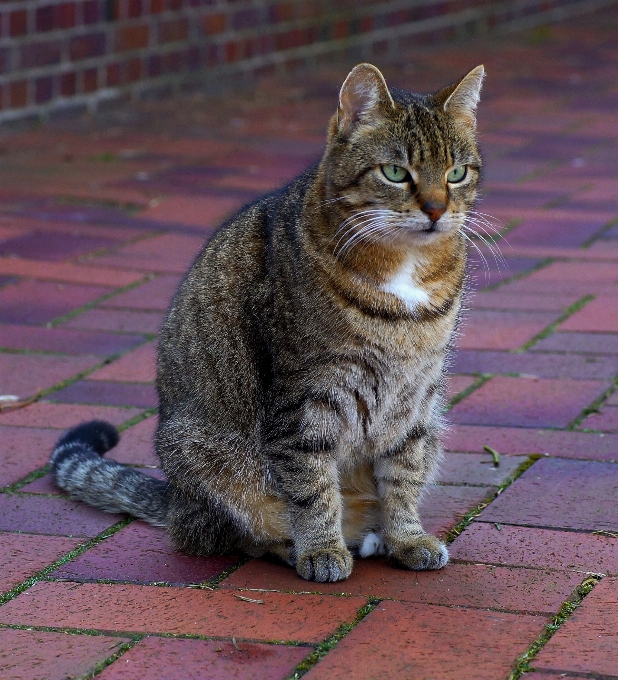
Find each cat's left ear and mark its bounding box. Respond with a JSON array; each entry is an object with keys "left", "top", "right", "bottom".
[
  {"left": 438, "top": 65, "right": 485, "bottom": 128},
  {"left": 337, "top": 63, "right": 395, "bottom": 134}
]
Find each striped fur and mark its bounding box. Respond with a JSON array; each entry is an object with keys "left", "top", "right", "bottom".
[
  {"left": 51, "top": 64, "right": 484, "bottom": 582},
  {"left": 50, "top": 421, "right": 168, "bottom": 526}
]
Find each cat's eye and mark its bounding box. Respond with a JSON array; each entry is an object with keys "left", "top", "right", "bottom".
[
  {"left": 381, "top": 165, "right": 409, "bottom": 183},
  {"left": 446, "top": 166, "right": 467, "bottom": 183}
]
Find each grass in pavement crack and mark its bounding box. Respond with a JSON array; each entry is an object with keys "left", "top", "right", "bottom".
[
  {"left": 444, "top": 454, "right": 541, "bottom": 544},
  {"left": 0, "top": 519, "right": 131, "bottom": 607},
  {"left": 516, "top": 295, "right": 593, "bottom": 352},
  {"left": 507, "top": 574, "right": 602, "bottom": 679},
  {"left": 288, "top": 599, "right": 381, "bottom": 679}
]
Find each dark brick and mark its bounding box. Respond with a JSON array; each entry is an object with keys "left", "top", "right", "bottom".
[
  {"left": 0, "top": 322, "right": 145, "bottom": 355},
  {"left": 531, "top": 332, "right": 618, "bottom": 355},
  {"left": 50, "top": 521, "right": 239, "bottom": 585},
  {"left": 0, "top": 494, "right": 124, "bottom": 537},
  {"left": 158, "top": 18, "right": 188, "bottom": 43},
  {"left": 479, "top": 458, "right": 618, "bottom": 532},
  {"left": 83, "top": 67, "right": 98, "bottom": 92},
  {"left": 0, "top": 280, "right": 111, "bottom": 326},
  {"left": 51, "top": 380, "right": 158, "bottom": 408},
  {"left": 35, "top": 77, "right": 53, "bottom": 104},
  {"left": 20, "top": 41, "right": 62, "bottom": 69},
  {"left": 70, "top": 33, "right": 106, "bottom": 61},
  {"left": 452, "top": 350, "right": 617, "bottom": 380},
  {"left": 0, "top": 232, "right": 117, "bottom": 262},
  {"left": 35, "top": 5, "right": 55, "bottom": 31},
  {"left": 82, "top": 0, "right": 100, "bottom": 24}
]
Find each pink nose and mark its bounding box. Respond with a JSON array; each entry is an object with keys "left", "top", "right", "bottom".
[{"left": 421, "top": 202, "right": 446, "bottom": 222}]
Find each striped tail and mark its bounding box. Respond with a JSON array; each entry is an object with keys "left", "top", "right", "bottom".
[{"left": 50, "top": 420, "right": 169, "bottom": 527}]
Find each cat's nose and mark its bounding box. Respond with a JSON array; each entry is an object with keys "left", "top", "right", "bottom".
[{"left": 421, "top": 202, "right": 446, "bottom": 222}]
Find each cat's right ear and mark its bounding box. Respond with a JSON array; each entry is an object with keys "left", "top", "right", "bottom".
[{"left": 337, "top": 64, "right": 394, "bottom": 135}]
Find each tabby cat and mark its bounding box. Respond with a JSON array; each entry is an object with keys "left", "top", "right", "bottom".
[{"left": 50, "top": 63, "right": 484, "bottom": 582}]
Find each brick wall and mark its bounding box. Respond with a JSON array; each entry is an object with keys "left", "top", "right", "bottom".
[{"left": 1, "top": 0, "right": 616, "bottom": 123}]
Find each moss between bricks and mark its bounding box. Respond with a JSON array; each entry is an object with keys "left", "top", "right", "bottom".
[{"left": 507, "top": 574, "right": 602, "bottom": 680}]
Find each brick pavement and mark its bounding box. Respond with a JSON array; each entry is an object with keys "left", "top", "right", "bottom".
[{"left": 1, "top": 8, "right": 618, "bottom": 680}]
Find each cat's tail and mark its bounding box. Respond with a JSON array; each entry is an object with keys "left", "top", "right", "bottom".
[{"left": 50, "top": 420, "right": 168, "bottom": 527}]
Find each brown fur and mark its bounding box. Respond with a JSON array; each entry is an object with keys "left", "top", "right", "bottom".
[{"left": 52, "top": 63, "right": 484, "bottom": 583}]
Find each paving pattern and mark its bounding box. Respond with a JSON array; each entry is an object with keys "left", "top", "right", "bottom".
[{"left": 1, "top": 8, "right": 617, "bottom": 680}]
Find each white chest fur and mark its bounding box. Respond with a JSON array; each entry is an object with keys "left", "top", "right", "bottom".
[{"left": 381, "top": 255, "right": 429, "bottom": 312}]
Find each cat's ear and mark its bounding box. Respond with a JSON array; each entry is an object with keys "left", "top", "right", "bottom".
[
  {"left": 337, "top": 63, "right": 394, "bottom": 134},
  {"left": 439, "top": 65, "right": 485, "bottom": 128}
]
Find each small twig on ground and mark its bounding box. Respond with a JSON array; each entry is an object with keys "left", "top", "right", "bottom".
[
  {"left": 234, "top": 594, "right": 264, "bottom": 604},
  {"left": 0, "top": 389, "right": 42, "bottom": 412},
  {"left": 232, "top": 636, "right": 241, "bottom": 652},
  {"left": 483, "top": 445, "right": 500, "bottom": 467},
  {"left": 592, "top": 530, "right": 618, "bottom": 538}
]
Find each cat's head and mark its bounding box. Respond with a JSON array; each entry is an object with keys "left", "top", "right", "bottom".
[{"left": 322, "top": 63, "right": 484, "bottom": 257}]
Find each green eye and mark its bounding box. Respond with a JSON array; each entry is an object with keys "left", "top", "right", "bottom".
[
  {"left": 381, "top": 165, "right": 409, "bottom": 183},
  {"left": 447, "top": 166, "right": 467, "bottom": 183}
]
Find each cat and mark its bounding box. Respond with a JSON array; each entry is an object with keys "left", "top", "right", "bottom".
[{"left": 50, "top": 62, "right": 484, "bottom": 583}]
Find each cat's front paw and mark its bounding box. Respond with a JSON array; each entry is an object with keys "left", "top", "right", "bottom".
[
  {"left": 296, "top": 547, "right": 353, "bottom": 582},
  {"left": 390, "top": 534, "right": 448, "bottom": 571}
]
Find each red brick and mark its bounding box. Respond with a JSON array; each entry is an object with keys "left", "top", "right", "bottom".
[
  {"left": 457, "top": 310, "right": 558, "bottom": 350},
  {"left": 224, "top": 558, "right": 581, "bottom": 614},
  {"left": 446, "top": 374, "right": 476, "bottom": 401},
  {"left": 449, "top": 376, "right": 607, "bottom": 428},
  {"left": 0, "top": 629, "right": 130, "bottom": 680},
  {"left": 60, "top": 71, "right": 76, "bottom": 96},
  {"left": 0, "top": 531, "right": 79, "bottom": 593},
  {"left": 525, "top": 261, "right": 618, "bottom": 285},
  {"left": 0, "top": 426, "right": 58, "bottom": 487},
  {"left": 83, "top": 67, "right": 98, "bottom": 92},
  {"left": 0, "top": 402, "right": 141, "bottom": 429},
  {"left": 449, "top": 523, "right": 618, "bottom": 575},
  {"left": 9, "top": 81, "right": 28, "bottom": 109},
  {"left": 0, "top": 353, "right": 100, "bottom": 397},
  {"left": 97, "top": 637, "right": 309, "bottom": 680},
  {"left": 0, "top": 258, "right": 145, "bottom": 287},
  {"left": 138, "top": 196, "right": 242, "bottom": 229},
  {"left": 479, "top": 458, "right": 618, "bottom": 532},
  {"left": 116, "top": 25, "right": 149, "bottom": 52},
  {"left": 63, "top": 308, "right": 164, "bottom": 334},
  {"left": 126, "top": 57, "right": 141, "bottom": 82},
  {"left": 559, "top": 296, "right": 618, "bottom": 333},
  {"left": 51, "top": 521, "right": 238, "bottom": 585},
  {"left": 437, "top": 452, "right": 526, "bottom": 486},
  {"left": 109, "top": 415, "right": 158, "bottom": 466},
  {"left": 100, "top": 275, "right": 180, "bottom": 311},
  {"left": 302, "top": 600, "right": 546, "bottom": 680},
  {"left": 10, "top": 10, "right": 28, "bottom": 37},
  {"left": 0, "top": 494, "right": 123, "bottom": 537},
  {"left": 447, "top": 424, "right": 618, "bottom": 462},
  {"left": 88, "top": 341, "right": 156, "bottom": 383},
  {"left": 0, "top": 581, "right": 366, "bottom": 643},
  {"left": 0, "top": 322, "right": 145, "bottom": 356},
  {"left": 35, "top": 77, "right": 53, "bottom": 104},
  {"left": 534, "top": 578, "right": 618, "bottom": 676}
]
